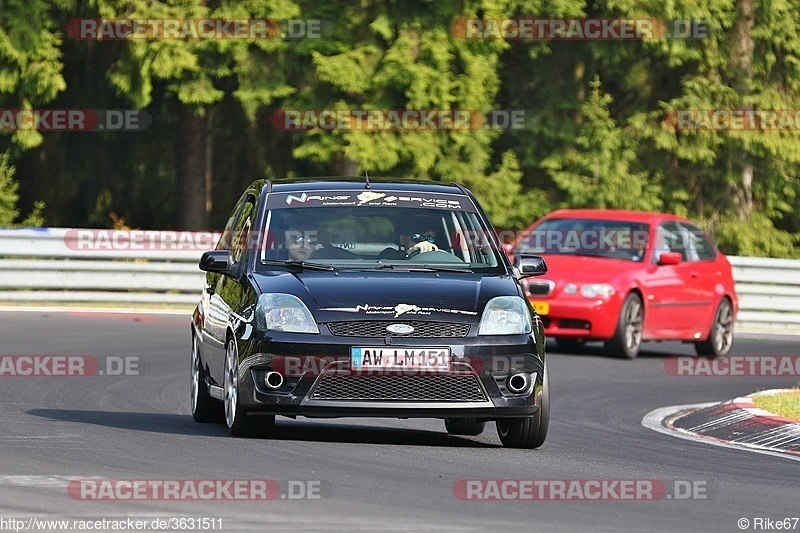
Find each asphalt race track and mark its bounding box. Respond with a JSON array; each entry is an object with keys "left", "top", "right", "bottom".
[{"left": 0, "top": 310, "right": 797, "bottom": 532}]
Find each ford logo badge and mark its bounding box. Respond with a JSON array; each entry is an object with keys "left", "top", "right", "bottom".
[{"left": 386, "top": 323, "right": 414, "bottom": 335}]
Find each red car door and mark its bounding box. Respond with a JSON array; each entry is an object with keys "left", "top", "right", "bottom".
[
  {"left": 641, "top": 221, "right": 699, "bottom": 337},
  {"left": 676, "top": 221, "right": 720, "bottom": 337}
]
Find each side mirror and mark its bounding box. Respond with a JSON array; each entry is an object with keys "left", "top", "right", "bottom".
[
  {"left": 200, "top": 250, "right": 235, "bottom": 274},
  {"left": 658, "top": 251, "right": 682, "bottom": 266},
  {"left": 514, "top": 254, "right": 548, "bottom": 277}
]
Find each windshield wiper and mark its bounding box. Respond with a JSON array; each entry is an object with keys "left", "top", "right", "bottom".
[
  {"left": 417, "top": 265, "right": 475, "bottom": 273},
  {"left": 349, "top": 263, "right": 431, "bottom": 271},
  {"left": 334, "top": 261, "right": 475, "bottom": 273},
  {"left": 261, "top": 259, "right": 336, "bottom": 271},
  {"left": 360, "top": 263, "right": 474, "bottom": 273}
]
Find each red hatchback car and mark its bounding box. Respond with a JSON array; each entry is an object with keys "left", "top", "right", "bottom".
[{"left": 508, "top": 209, "right": 738, "bottom": 358}]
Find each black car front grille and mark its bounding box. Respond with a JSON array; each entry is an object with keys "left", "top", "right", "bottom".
[
  {"left": 309, "top": 374, "right": 488, "bottom": 402},
  {"left": 327, "top": 321, "right": 471, "bottom": 338}
]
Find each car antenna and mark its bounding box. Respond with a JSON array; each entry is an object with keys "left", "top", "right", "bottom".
[{"left": 364, "top": 171, "right": 371, "bottom": 189}]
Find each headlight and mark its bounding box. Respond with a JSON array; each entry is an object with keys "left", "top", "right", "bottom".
[
  {"left": 478, "top": 296, "right": 532, "bottom": 335},
  {"left": 580, "top": 283, "right": 615, "bottom": 299},
  {"left": 255, "top": 294, "right": 319, "bottom": 333}
]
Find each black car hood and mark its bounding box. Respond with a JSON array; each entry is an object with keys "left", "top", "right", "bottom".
[{"left": 252, "top": 271, "right": 520, "bottom": 323}]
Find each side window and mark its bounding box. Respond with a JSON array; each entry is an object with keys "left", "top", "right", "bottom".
[
  {"left": 451, "top": 211, "right": 496, "bottom": 265},
  {"left": 447, "top": 212, "right": 471, "bottom": 262},
  {"left": 679, "top": 222, "right": 718, "bottom": 261},
  {"left": 231, "top": 196, "right": 256, "bottom": 263},
  {"left": 653, "top": 221, "right": 689, "bottom": 263},
  {"left": 216, "top": 195, "right": 247, "bottom": 251}
]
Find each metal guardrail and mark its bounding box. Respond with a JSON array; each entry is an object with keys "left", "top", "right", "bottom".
[
  {"left": 0, "top": 228, "right": 798, "bottom": 331},
  {"left": 0, "top": 228, "right": 209, "bottom": 306},
  {"left": 727, "top": 256, "right": 800, "bottom": 331}
]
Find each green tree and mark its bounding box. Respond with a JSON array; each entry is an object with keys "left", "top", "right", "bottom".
[
  {"left": 0, "top": 0, "right": 61, "bottom": 225},
  {"left": 625, "top": 0, "right": 800, "bottom": 257},
  {"left": 87, "top": 0, "right": 297, "bottom": 228},
  {"left": 542, "top": 76, "right": 662, "bottom": 211},
  {"left": 280, "top": 0, "right": 535, "bottom": 223},
  {"left": 0, "top": 151, "right": 44, "bottom": 226},
  {"left": 0, "top": 0, "right": 66, "bottom": 149}
]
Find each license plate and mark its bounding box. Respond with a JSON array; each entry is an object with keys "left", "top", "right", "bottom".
[
  {"left": 351, "top": 347, "right": 451, "bottom": 372},
  {"left": 530, "top": 300, "right": 549, "bottom": 315}
]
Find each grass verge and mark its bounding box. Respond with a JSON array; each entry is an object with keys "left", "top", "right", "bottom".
[{"left": 752, "top": 389, "right": 800, "bottom": 422}]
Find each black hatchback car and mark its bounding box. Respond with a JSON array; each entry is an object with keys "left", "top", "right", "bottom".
[{"left": 191, "top": 178, "right": 550, "bottom": 448}]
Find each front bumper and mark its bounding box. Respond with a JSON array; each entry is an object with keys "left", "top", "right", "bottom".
[
  {"left": 233, "top": 333, "right": 546, "bottom": 420},
  {"left": 531, "top": 297, "right": 621, "bottom": 340}
]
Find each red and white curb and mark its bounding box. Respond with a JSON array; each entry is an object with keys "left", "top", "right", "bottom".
[{"left": 642, "top": 389, "right": 800, "bottom": 462}]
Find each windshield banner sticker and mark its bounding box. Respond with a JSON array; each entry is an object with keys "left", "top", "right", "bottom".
[{"left": 267, "top": 191, "right": 471, "bottom": 210}]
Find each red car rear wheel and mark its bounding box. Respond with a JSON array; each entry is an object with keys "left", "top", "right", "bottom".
[{"left": 694, "top": 298, "right": 734, "bottom": 356}]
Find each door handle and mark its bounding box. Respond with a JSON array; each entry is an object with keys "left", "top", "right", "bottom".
[
  {"left": 205, "top": 286, "right": 215, "bottom": 294},
  {"left": 690, "top": 271, "right": 699, "bottom": 278}
]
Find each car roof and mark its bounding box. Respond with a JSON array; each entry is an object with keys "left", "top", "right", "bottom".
[
  {"left": 538, "top": 208, "right": 692, "bottom": 225},
  {"left": 251, "top": 177, "right": 468, "bottom": 195}
]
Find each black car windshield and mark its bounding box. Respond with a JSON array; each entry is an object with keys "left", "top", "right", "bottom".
[
  {"left": 253, "top": 191, "right": 504, "bottom": 273},
  {"left": 513, "top": 218, "right": 650, "bottom": 262}
]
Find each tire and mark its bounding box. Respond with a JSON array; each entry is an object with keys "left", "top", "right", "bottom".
[
  {"left": 694, "top": 298, "right": 734, "bottom": 356},
  {"left": 224, "top": 337, "right": 275, "bottom": 437},
  {"left": 445, "top": 418, "right": 486, "bottom": 436},
  {"left": 191, "top": 333, "right": 222, "bottom": 423},
  {"left": 555, "top": 338, "right": 586, "bottom": 352},
  {"left": 496, "top": 365, "right": 549, "bottom": 449},
  {"left": 604, "top": 292, "right": 643, "bottom": 359}
]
